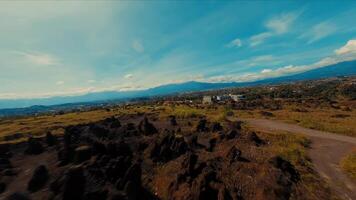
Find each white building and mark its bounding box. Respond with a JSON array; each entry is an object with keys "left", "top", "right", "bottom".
[
  {"left": 229, "top": 94, "right": 245, "bottom": 102},
  {"left": 202, "top": 96, "right": 213, "bottom": 104}
]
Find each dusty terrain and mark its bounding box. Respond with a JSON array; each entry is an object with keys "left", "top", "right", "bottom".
[
  {"left": 244, "top": 118, "right": 356, "bottom": 200},
  {"left": 0, "top": 112, "right": 334, "bottom": 200}
]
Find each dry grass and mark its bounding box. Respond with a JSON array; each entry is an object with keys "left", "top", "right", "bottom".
[
  {"left": 236, "top": 106, "right": 356, "bottom": 137},
  {"left": 252, "top": 128, "right": 338, "bottom": 200},
  {"left": 0, "top": 104, "right": 340, "bottom": 199},
  {"left": 340, "top": 149, "right": 356, "bottom": 180},
  {"left": 0, "top": 109, "right": 121, "bottom": 143}
]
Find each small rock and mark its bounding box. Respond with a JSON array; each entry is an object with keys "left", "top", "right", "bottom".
[{"left": 226, "top": 146, "right": 242, "bottom": 163}]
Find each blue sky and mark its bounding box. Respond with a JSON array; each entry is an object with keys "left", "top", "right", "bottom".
[{"left": 1, "top": 1, "right": 356, "bottom": 99}]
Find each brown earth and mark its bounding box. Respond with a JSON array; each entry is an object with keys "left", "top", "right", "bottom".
[
  {"left": 244, "top": 118, "right": 356, "bottom": 200},
  {"left": 0, "top": 114, "right": 306, "bottom": 200}
]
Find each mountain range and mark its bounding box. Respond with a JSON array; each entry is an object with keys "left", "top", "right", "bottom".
[{"left": 0, "top": 60, "right": 355, "bottom": 110}]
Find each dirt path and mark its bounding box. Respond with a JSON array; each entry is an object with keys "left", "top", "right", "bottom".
[{"left": 243, "top": 118, "right": 356, "bottom": 200}]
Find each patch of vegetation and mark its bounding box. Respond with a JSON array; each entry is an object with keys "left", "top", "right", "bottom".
[
  {"left": 260, "top": 130, "right": 338, "bottom": 200},
  {"left": 169, "top": 106, "right": 205, "bottom": 119},
  {"left": 340, "top": 150, "right": 356, "bottom": 180}
]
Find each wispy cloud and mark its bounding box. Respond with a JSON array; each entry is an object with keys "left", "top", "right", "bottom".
[
  {"left": 56, "top": 81, "right": 64, "bottom": 85},
  {"left": 132, "top": 40, "right": 144, "bottom": 53},
  {"left": 206, "top": 39, "right": 356, "bottom": 82},
  {"left": 300, "top": 21, "right": 337, "bottom": 44},
  {"left": 249, "top": 11, "right": 300, "bottom": 46},
  {"left": 226, "top": 38, "right": 242, "bottom": 48},
  {"left": 124, "top": 74, "right": 133, "bottom": 79},
  {"left": 13, "top": 51, "right": 58, "bottom": 66}
]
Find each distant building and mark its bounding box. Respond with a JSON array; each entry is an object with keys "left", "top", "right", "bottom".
[
  {"left": 202, "top": 96, "right": 213, "bottom": 104},
  {"left": 229, "top": 94, "right": 245, "bottom": 102}
]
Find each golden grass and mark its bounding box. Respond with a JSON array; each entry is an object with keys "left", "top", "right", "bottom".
[
  {"left": 236, "top": 106, "right": 356, "bottom": 137},
  {"left": 0, "top": 109, "right": 120, "bottom": 142},
  {"left": 340, "top": 150, "right": 356, "bottom": 180},
  {"left": 253, "top": 128, "right": 338, "bottom": 200}
]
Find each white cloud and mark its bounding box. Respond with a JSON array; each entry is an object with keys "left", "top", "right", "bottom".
[
  {"left": 124, "top": 74, "right": 133, "bottom": 79},
  {"left": 87, "top": 79, "right": 96, "bottom": 83},
  {"left": 300, "top": 22, "right": 337, "bottom": 44},
  {"left": 249, "top": 11, "right": 300, "bottom": 46},
  {"left": 261, "top": 69, "right": 272, "bottom": 73},
  {"left": 226, "top": 38, "right": 242, "bottom": 48},
  {"left": 56, "top": 81, "right": 64, "bottom": 85},
  {"left": 250, "top": 32, "right": 273, "bottom": 47},
  {"left": 266, "top": 12, "right": 299, "bottom": 34},
  {"left": 205, "top": 39, "right": 356, "bottom": 83},
  {"left": 335, "top": 39, "right": 356, "bottom": 55},
  {"left": 247, "top": 55, "right": 279, "bottom": 67},
  {"left": 13, "top": 51, "right": 58, "bottom": 66},
  {"left": 132, "top": 40, "right": 144, "bottom": 53}
]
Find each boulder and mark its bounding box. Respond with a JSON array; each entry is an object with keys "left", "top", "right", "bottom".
[
  {"left": 5, "top": 192, "right": 31, "bottom": 200},
  {"left": 231, "top": 121, "right": 242, "bottom": 130},
  {"left": 149, "top": 133, "right": 188, "bottom": 162},
  {"left": 74, "top": 145, "right": 92, "bottom": 163},
  {"left": 24, "top": 137, "right": 43, "bottom": 155},
  {"left": 138, "top": 117, "right": 158, "bottom": 135},
  {"left": 2, "top": 168, "right": 18, "bottom": 176},
  {"left": 0, "top": 144, "right": 12, "bottom": 158},
  {"left": 269, "top": 156, "right": 300, "bottom": 182},
  {"left": 0, "top": 157, "right": 12, "bottom": 170},
  {"left": 27, "top": 165, "right": 49, "bottom": 192},
  {"left": 45, "top": 132, "right": 57, "bottom": 146},
  {"left": 103, "top": 117, "right": 121, "bottom": 128},
  {"left": 57, "top": 146, "right": 75, "bottom": 165},
  {"left": 196, "top": 119, "right": 208, "bottom": 132},
  {"left": 84, "top": 189, "right": 108, "bottom": 200},
  {"left": 207, "top": 138, "right": 217, "bottom": 152},
  {"left": 169, "top": 115, "right": 178, "bottom": 126},
  {"left": 116, "top": 162, "right": 142, "bottom": 192},
  {"left": 226, "top": 130, "right": 239, "bottom": 140},
  {"left": 211, "top": 122, "right": 223, "bottom": 132},
  {"left": 62, "top": 166, "right": 86, "bottom": 200},
  {"left": 0, "top": 182, "right": 6, "bottom": 194},
  {"left": 249, "top": 132, "right": 265, "bottom": 146},
  {"left": 226, "top": 146, "right": 242, "bottom": 163}
]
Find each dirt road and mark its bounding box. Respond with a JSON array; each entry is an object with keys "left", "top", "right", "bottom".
[{"left": 243, "top": 118, "right": 356, "bottom": 200}]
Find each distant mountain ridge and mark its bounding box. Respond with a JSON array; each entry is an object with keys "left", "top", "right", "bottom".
[{"left": 0, "top": 60, "right": 355, "bottom": 110}]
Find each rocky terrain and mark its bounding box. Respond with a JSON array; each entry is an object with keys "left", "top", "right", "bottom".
[{"left": 0, "top": 113, "right": 303, "bottom": 200}]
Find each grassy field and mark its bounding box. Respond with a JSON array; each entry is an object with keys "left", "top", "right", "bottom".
[{"left": 1, "top": 103, "right": 356, "bottom": 143}]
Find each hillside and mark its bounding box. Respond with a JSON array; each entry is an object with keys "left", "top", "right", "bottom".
[{"left": 0, "top": 60, "right": 355, "bottom": 110}]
